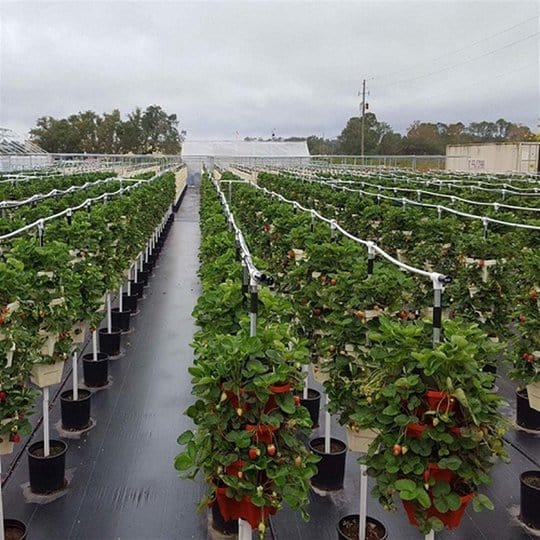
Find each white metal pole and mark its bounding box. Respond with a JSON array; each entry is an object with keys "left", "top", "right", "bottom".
[
  {"left": 72, "top": 351, "right": 78, "bottom": 401},
  {"left": 0, "top": 456, "right": 4, "bottom": 540},
  {"left": 425, "top": 532, "right": 435, "bottom": 540},
  {"left": 324, "top": 393, "right": 331, "bottom": 454},
  {"left": 359, "top": 464, "right": 368, "bottom": 540},
  {"left": 92, "top": 330, "right": 98, "bottom": 361},
  {"left": 43, "top": 387, "right": 50, "bottom": 457},
  {"left": 127, "top": 265, "right": 132, "bottom": 295},
  {"left": 238, "top": 517, "right": 251, "bottom": 540},
  {"left": 303, "top": 364, "right": 309, "bottom": 399},
  {"left": 119, "top": 285, "right": 123, "bottom": 312},
  {"left": 106, "top": 293, "right": 112, "bottom": 333}
]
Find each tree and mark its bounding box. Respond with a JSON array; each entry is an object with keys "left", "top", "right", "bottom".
[
  {"left": 337, "top": 113, "right": 392, "bottom": 155},
  {"left": 30, "top": 106, "right": 182, "bottom": 154}
]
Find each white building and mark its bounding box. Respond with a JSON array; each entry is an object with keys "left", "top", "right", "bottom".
[{"left": 446, "top": 142, "right": 540, "bottom": 174}]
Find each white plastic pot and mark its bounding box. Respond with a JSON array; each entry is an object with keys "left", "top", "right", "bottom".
[
  {"left": 38, "top": 331, "right": 58, "bottom": 356},
  {"left": 30, "top": 360, "right": 65, "bottom": 388},
  {"left": 526, "top": 380, "right": 540, "bottom": 412},
  {"left": 0, "top": 417, "right": 16, "bottom": 455},
  {"left": 345, "top": 425, "right": 379, "bottom": 453}
]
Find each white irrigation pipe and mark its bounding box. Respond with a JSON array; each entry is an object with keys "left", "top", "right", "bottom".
[
  {"left": 0, "top": 168, "right": 173, "bottom": 242},
  {"left": 0, "top": 176, "right": 140, "bottom": 209},
  {"left": 315, "top": 179, "right": 540, "bottom": 213},
  {"left": 332, "top": 183, "right": 540, "bottom": 231}
]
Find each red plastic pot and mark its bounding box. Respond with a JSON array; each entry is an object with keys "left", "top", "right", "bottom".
[
  {"left": 402, "top": 492, "right": 474, "bottom": 529},
  {"left": 215, "top": 487, "right": 277, "bottom": 529},
  {"left": 424, "top": 463, "right": 454, "bottom": 483},
  {"left": 405, "top": 423, "right": 428, "bottom": 439},
  {"left": 269, "top": 382, "right": 292, "bottom": 394},
  {"left": 245, "top": 424, "right": 277, "bottom": 444},
  {"left": 425, "top": 390, "right": 456, "bottom": 412}
]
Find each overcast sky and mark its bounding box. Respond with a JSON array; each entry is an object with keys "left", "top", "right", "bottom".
[{"left": 0, "top": 0, "right": 538, "bottom": 141}]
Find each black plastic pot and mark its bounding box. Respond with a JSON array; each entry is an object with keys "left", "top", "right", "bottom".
[
  {"left": 309, "top": 437, "right": 347, "bottom": 491},
  {"left": 98, "top": 327, "right": 121, "bottom": 356},
  {"left": 211, "top": 500, "right": 239, "bottom": 535},
  {"left": 129, "top": 280, "right": 144, "bottom": 299},
  {"left": 142, "top": 261, "right": 153, "bottom": 274},
  {"left": 60, "top": 389, "right": 91, "bottom": 430},
  {"left": 82, "top": 352, "right": 109, "bottom": 387},
  {"left": 337, "top": 515, "right": 388, "bottom": 540},
  {"left": 27, "top": 439, "right": 67, "bottom": 494},
  {"left": 3, "top": 519, "right": 27, "bottom": 540},
  {"left": 520, "top": 470, "right": 540, "bottom": 530},
  {"left": 300, "top": 388, "right": 321, "bottom": 428},
  {"left": 148, "top": 253, "right": 158, "bottom": 265},
  {"left": 111, "top": 308, "right": 131, "bottom": 332},
  {"left": 122, "top": 293, "right": 138, "bottom": 313},
  {"left": 516, "top": 389, "right": 540, "bottom": 431}
]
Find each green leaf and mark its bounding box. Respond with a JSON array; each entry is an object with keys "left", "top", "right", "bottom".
[
  {"left": 174, "top": 453, "right": 192, "bottom": 471},
  {"left": 276, "top": 392, "right": 296, "bottom": 414},
  {"left": 177, "top": 431, "right": 194, "bottom": 445},
  {"left": 472, "top": 493, "right": 493, "bottom": 512},
  {"left": 395, "top": 479, "right": 416, "bottom": 491},
  {"left": 437, "top": 456, "right": 462, "bottom": 470}
]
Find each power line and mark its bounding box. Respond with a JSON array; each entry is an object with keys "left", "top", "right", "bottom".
[
  {"left": 375, "top": 31, "right": 539, "bottom": 92},
  {"left": 371, "top": 14, "right": 539, "bottom": 83}
]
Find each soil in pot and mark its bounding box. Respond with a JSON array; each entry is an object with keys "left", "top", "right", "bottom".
[
  {"left": 516, "top": 389, "right": 540, "bottom": 431},
  {"left": 3, "top": 519, "right": 27, "bottom": 540},
  {"left": 27, "top": 439, "right": 67, "bottom": 494},
  {"left": 60, "top": 389, "right": 91, "bottom": 430},
  {"left": 98, "top": 327, "right": 121, "bottom": 356},
  {"left": 338, "top": 515, "right": 387, "bottom": 540},
  {"left": 82, "top": 352, "right": 109, "bottom": 387},
  {"left": 309, "top": 437, "right": 347, "bottom": 491},
  {"left": 520, "top": 470, "right": 540, "bottom": 530}
]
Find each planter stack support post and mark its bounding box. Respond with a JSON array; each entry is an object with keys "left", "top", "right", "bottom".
[
  {"left": 237, "top": 275, "right": 260, "bottom": 540},
  {"left": 107, "top": 293, "right": 112, "bottom": 334},
  {"left": 119, "top": 285, "right": 123, "bottom": 312},
  {"left": 127, "top": 266, "right": 132, "bottom": 296},
  {"left": 92, "top": 330, "right": 98, "bottom": 362},
  {"left": 43, "top": 386, "right": 50, "bottom": 457},
  {"left": 324, "top": 393, "right": 331, "bottom": 454},
  {"left": 358, "top": 463, "right": 368, "bottom": 540},
  {"left": 72, "top": 350, "right": 78, "bottom": 401},
  {"left": 425, "top": 532, "right": 435, "bottom": 540}
]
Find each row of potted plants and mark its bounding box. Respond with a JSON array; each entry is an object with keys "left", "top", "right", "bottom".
[
  {"left": 176, "top": 176, "right": 319, "bottom": 539},
  {"left": 218, "top": 171, "right": 535, "bottom": 537},
  {"left": 256, "top": 172, "right": 540, "bottom": 426},
  {"left": 1, "top": 170, "right": 179, "bottom": 539}
]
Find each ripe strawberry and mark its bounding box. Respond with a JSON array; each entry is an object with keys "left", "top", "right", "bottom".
[
  {"left": 249, "top": 447, "right": 261, "bottom": 460},
  {"left": 355, "top": 310, "right": 365, "bottom": 319},
  {"left": 293, "top": 395, "right": 301, "bottom": 406},
  {"left": 392, "top": 444, "right": 402, "bottom": 456},
  {"left": 9, "top": 433, "right": 20, "bottom": 443},
  {"left": 0, "top": 391, "right": 7, "bottom": 402}
]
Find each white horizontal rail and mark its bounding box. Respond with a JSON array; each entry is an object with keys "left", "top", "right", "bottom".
[{"left": 0, "top": 168, "right": 173, "bottom": 242}]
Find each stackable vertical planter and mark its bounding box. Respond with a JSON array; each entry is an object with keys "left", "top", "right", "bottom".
[
  {"left": 516, "top": 389, "right": 540, "bottom": 431},
  {"left": 309, "top": 437, "right": 347, "bottom": 491},
  {"left": 111, "top": 308, "right": 131, "bottom": 332},
  {"left": 3, "top": 519, "right": 27, "bottom": 540},
  {"left": 98, "top": 327, "right": 121, "bottom": 356},
  {"left": 82, "top": 352, "right": 109, "bottom": 387},
  {"left": 60, "top": 389, "right": 91, "bottom": 430},
  {"left": 27, "top": 439, "right": 68, "bottom": 494},
  {"left": 337, "top": 515, "right": 388, "bottom": 540},
  {"left": 520, "top": 470, "right": 540, "bottom": 530},
  {"left": 300, "top": 388, "right": 321, "bottom": 428},
  {"left": 29, "top": 359, "right": 66, "bottom": 388},
  {"left": 526, "top": 381, "right": 540, "bottom": 412}
]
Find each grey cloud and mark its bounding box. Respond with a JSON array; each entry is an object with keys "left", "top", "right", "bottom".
[{"left": 0, "top": 0, "right": 538, "bottom": 141}]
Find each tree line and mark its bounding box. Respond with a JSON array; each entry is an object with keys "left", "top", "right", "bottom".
[
  {"left": 29, "top": 105, "right": 183, "bottom": 154},
  {"left": 305, "top": 114, "right": 537, "bottom": 155}
]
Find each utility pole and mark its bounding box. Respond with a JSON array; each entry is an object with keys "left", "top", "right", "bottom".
[{"left": 360, "top": 79, "right": 366, "bottom": 165}]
